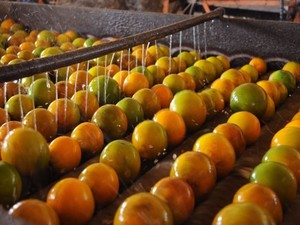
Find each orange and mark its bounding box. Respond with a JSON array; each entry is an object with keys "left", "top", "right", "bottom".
[
  {"left": 114, "top": 192, "right": 173, "bottom": 225},
  {"left": 71, "top": 90, "right": 99, "bottom": 122},
  {"left": 49, "top": 136, "right": 81, "bottom": 173},
  {"left": 185, "top": 65, "right": 206, "bottom": 90},
  {"left": 270, "top": 80, "right": 288, "bottom": 105},
  {"left": 113, "top": 70, "right": 129, "bottom": 91},
  {"left": 193, "top": 132, "right": 236, "bottom": 178},
  {"left": 91, "top": 104, "right": 128, "bottom": 142},
  {"left": 206, "top": 56, "right": 225, "bottom": 76},
  {"left": 155, "top": 56, "right": 178, "bottom": 74},
  {"left": 256, "top": 80, "right": 281, "bottom": 107},
  {"left": 132, "top": 88, "right": 161, "bottom": 119},
  {"left": 9, "top": 199, "right": 60, "bottom": 225},
  {"left": 0, "top": 121, "right": 22, "bottom": 143},
  {"left": 123, "top": 71, "right": 149, "bottom": 97},
  {"left": 68, "top": 70, "right": 93, "bottom": 91},
  {"left": 216, "top": 55, "right": 230, "bottom": 71},
  {"left": 99, "top": 139, "right": 141, "bottom": 184},
  {"left": 71, "top": 122, "right": 104, "bottom": 156},
  {"left": 240, "top": 64, "right": 259, "bottom": 82},
  {"left": 1, "top": 53, "right": 17, "bottom": 65},
  {"left": 79, "top": 162, "right": 119, "bottom": 206},
  {"left": 238, "top": 69, "right": 252, "bottom": 83},
  {"left": 106, "top": 63, "right": 120, "bottom": 77},
  {"left": 213, "top": 123, "right": 246, "bottom": 158},
  {"left": 162, "top": 74, "right": 186, "bottom": 94},
  {"left": 147, "top": 64, "right": 166, "bottom": 85},
  {"left": 282, "top": 61, "right": 300, "bottom": 82},
  {"left": 5, "top": 94, "right": 34, "bottom": 121},
  {"left": 0, "top": 107, "right": 9, "bottom": 126},
  {"left": 88, "top": 65, "right": 107, "bottom": 78},
  {"left": 46, "top": 178, "right": 95, "bottom": 225},
  {"left": 261, "top": 95, "right": 275, "bottom": 122},
  {"left": 47, "top": 98, "right": 81, "bottom": 134},
  {"left": 269, "top": 69, "right": 296, "bottom": 94},
  {"left": 151, "top": 84, "right": 174, "bottom": 109},
  {"left": 153, "top": 109, "right": 186, "bottom": 147},
  {"left": 150, "top": 177, "right": 195, "bottom": 225},
  {"left": 249, "top": 57, "right": 267, "bottom": 76},
  {"left": 291, "top": 111, "right": 300, "bottom": 121},
  {"left": 227, "top": 111, "right": 261, "bottom": 145},
  {"left": 6, "top": 46, "right": 20, "bottom": 55},
  {"left": 173, "top": 56, "right": 187, "bottom": 72},
  {"left": 131, "top": 47, "right": 156, "bottom": 67},
  {"left": 177, "top": 51, "right": 196, "bottom": 67},
  {"left": 212, "top": 202, "right": 276, "bottom": 225},
  {"left": 220, "top": 68, "right": 246, "bottom": 87},
  {"left": 169, "top": 90, "right": 207, "bottom": 132},
  {"left": 22, "top": 108, "right": 57, "bottom": 142},
  {"left": 55, "top": 81, "right": 76, "bottom": 99},
  {"left": 1, "top": 18, "right": 16, "bottom": 32},
  {"left": 200, "top": 88, "right": 225, "bottom": 113},
  {"left": 233, "top": 183, "right": 282, "bottom": 225},
  {"left": 210, "top": 78, "right": 235, "bottom": 104},
  {"left": 132, "top": 120, "right": 168, "bottom": 160},
  {"left": 170, "top": 151, "right": 217, "bottom": 200},
  {"left": 197, "top": 91, "right": 216, "bottom": 119},
  {"left": 147, "top": 44, "right": 168, "bottom": 59},
  {"left": 178, "top": 72, "right": 196, "bottom": 91},
  {"left": 194, "top": 59, "right": 217, "bottom": 83},
  {"left": 271, "top": 126, "right": 300, "bottom": 152}
]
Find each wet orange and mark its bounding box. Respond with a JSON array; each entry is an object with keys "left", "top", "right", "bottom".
[
  {"left": 173, "top": 56, "right": 187, "bottom": 72},
  {"left": 49, "top": 136, "right": 81, "bottom": 173},
  {"left": 132, "top": 120, "right": 168, "bottom": 160},
  {"left": 106, "top": 64, "right": 120, "bottom": 77},
  {"left": 153, "top": 109, "right": 186, "bottom": 147},
  {"left": 132, "top": 88, "right": 161, "bottom": 119},
  {"left": 206, "top": 56, "right": 224, "bottom": 76},
  {"left": 170, "top": 151, "right": 217, "bottom": 200},
  {"left": 46, "top": 177, "right": 95, "bottom": 225},
  {"left": 55, "top": 81, "right": 76, "bottom": 99},
  {"left": 197, "top": 91, "right": 216, "bottom": 118},
  {"left": 233, "top": 183, "right": 282, "bottom": 225},
  {"left": 68, "top": 70, "right": 93, "bottom": 91},
  {"left": 9, "top": 199, "right": 60, "bottom": 225},
  {"left": 71, "top": 122, "right": 104, "bottom": 156},
  {"left": 291, "top": 111, "right": 300, "bottom": 121},
  {"left": 123, "top": 71, "right": 149, "bottom": 97},
  {"left": 261, "top": 95, "right": 275, "bottom": 122},
  {"left": 213, "top": 123, "right": 246, "bottom": 158},
  {"left": 184, "top": 65, "right": 206, "bottom": 90},
  {"left": 270, "top": 80, "right": 288, "bottom": 105},
  {"left": 210, "top": 78, "right": 235, "bottom": 104},
  {"left": 22, "top": 108, "right": 57, "bottom": 142},
  {"left": 256, "top": 80, "right": 281, "bottom": 107},
  {"left": 151, "top": 84, "right": 174, "bottom": 109},
  {"left": 150, "top": 176, "right": 195, "bottom": 225},
  {"left": 147, "top": 65, "right": 166, "bottom": 85},
  {"left": 240, "top": 64, "right": 259, "bottom": 82},
  {"left": 156, "top": 56, "right": 178, "bottom": 74},
  {"left": 177, "top": 71, "right": 196, "bottom": 91},
  {"left": 282, "top": 61, "right": 300, "bottom": 82},
  {"left": 0, "top": 107, "right": 9, "bottom": 126},
  {"left": 0, "top": 121, "right": 22, "bottom": 143},
  {"left": 200, "top": 88, "right": 225, "bottom": 113},
  {"left": 249, "top": 57, "right": 267, "bottom": 76},
  {"left": 216, "top": 55, "right": 230, "bottom": 71},
  {"left": 271, "top": 126, "right": 300, "bottom": 152},
  {"left": 194, "top": 59, "right": 218, "bottom": 83},
  {"left": 220, "top": 68, "right": 246, "bottom": 87},
  {"left": 112, "top": 70, "right": 129, "bottom": 91},
  {"left": 193, "top": 132, "right": 236, "bottom": 178},
  {"left": 227, "top": 111, "right": 261, "bottom": 145},
  {"left": 79, "top": 162, "right": 119, "bottom": 206},
  {"left": 114, "top": 192, "right": 173, "bottom": 225},
  {"left": 162, "top": 74, "right": 186, "bottom": 94},
  {"left": 1, "top": 18, "right": 16, "bottom": 32},
  {"left": 5, "top": 94, "right": 34, "bottom": 121}
]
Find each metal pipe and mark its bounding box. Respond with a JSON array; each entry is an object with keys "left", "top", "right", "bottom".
[
  {"left": 0, "top": 7, "right": 224, "bottom": 82},
  {"left": 280, "top": 0, "right": 284, "bottom": 20}
]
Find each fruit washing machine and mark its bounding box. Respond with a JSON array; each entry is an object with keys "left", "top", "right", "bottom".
[{"left": 0, "top": 2, "right": 300, "bottom": 225}]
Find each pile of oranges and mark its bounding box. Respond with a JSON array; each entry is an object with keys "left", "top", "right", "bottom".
[{"left": 0, "top": 16, "right": 300, "bottom": 225}]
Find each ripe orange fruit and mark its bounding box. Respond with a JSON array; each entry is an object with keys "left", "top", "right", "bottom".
[
  {"left": 162, "top": 74, "right": 186, "bottom": 94},
  {"left": 285, "top": 119, "right": 300, "bottom": 128},
  {"left": 227, "top": 111, "right": 261, "bottom": 145},
  {"left": 46, "top": 178, "right": 95, "bottom": 225},
  {"left": 9, "top": 199, "right": 60, "bottom": 225},
  {"left": 194, "top": 59, "right": 217, "bottom": 83},
  {"left": 291, "top": 111, "right": 300, "bottom": 121},
  {"left": 132, "top": 120, "right": 168, "bottom": 160},
  {"left": 91, "top": 104, "right": 128, "bottom": 142},
  {"left": 99, "top": 139, "right": 141, "bottom": 184},
  {"left": 112, "top": 70, "right": 129, "bottom": 91},
  {"left": 55, "top": 81, "right": 76, "bottom": 99},
  {"left": 0, "top": 107, "right": 10, "bottom": 126},
  {"left": 22, "top": 108, "right": 57, "bottom": 142},
  {"left": 71, "top": 122, "right": 104, "bottom": 156},
  {"left": 256, "top": 80, "right": 281, "bottom": 107},
  {"left": 79, "top": 162, "right": 119, "bottom": 206},
  {"left": 147, "top": 65, "right": 166, "bottom": 85},
  {"left": 47, "top": 98, "right": 81, "bottom": 134},
  {"left": 0, "top": 121, "right": 22, "bottom": 143},
  {"left": 213, "top": 123, "right": 246, "bottom": 157},
  {"left": 177, "top": 72, "right": 196, "bottom": 91},
  {"left": 261, "top": 95, "right": 275, "bottom": 122},
  {"left": 197, "top": 91, "right": 216, "bottom": 119},
  {"left": 185, "top": 65, "right": 206, "bottom": 90},
  {"left": 5, "top": 94, "right": 34, "bottom": 121},
  {"left": 150, "top": 176, "right": 195, "bottom": 225},
  {"left": 151, "top": 84, "right": 174, "bottom": 109},
  {"left": 249, "top": 57, "right": 267, "bottom": 76},
  {"left": 270, "top": 80, "right": 288, "bottom": 105},
  {"left": 114, "top": 192, "right": 173, "bottom": 225},
  {"left": 269, "top": 69, "right": 296, "bottom": 94},
  {"left": 210, "top": 78, "right": 235, "bottom": 104},
  {"left": 155, "top": 56, "right": 178, "bottom": 74},
  {"left": 123, "top": 71, "right": 149, "bottom": 97},
  {"left": 169, "top": 90, "right": 207, "bottom": 132},
  {"left": 153, "top": 109, "right": 186, "bottom": 147},
  {"left": 132, "top": 88, "right": 161, "bottom": 119},
  {"left": 282, "top": 61, "right": 300, "bottom": 82},
  {"left": 170, "top": 151, "right": 217, "bottom": 200},
  {"left": 216, "top": 55, "right": 230, "bottom": 71},
  {"left": 220, "top": 68, "right": 245, "bottom": 87},
  {"left": 270, "top": 126, "right": 300, "bottom": 152},
  {"left": 233, "top": 183, "right": 282, "bottom": 225},
  {"left": 49, "top": 136, "right": 81, "bottom": 174},
  {"left": 239, "top": 64, "right": 259, "bottom": 82},
  {"left": 200, "top": 88, "right": 225, "bottom": 113},
  {"left": 212, "top": 202, "right": 276, "bottom": 225},
  {"left": 68, "top": 70, "right": 93, "bottom": 91},
  {"left": 193, "top": 132, "right": 236, "bottom": 178},
  {"left": 206, "top": 56, "right": 225, "bottom": 76}
]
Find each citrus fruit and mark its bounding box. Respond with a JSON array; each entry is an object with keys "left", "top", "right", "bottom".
[
  {"left": 9, "top": 199, "right": 60, "bottom": 225},
  {"left": 270, "top": 126, "right": 300, "bottom": 152},
  {"left": 147, "top": 64, "right": 166, "bottom": 85},
  {"left": 170, "top": 151, "right": 217, "bottom": 200},
  {"left": 162, "top": 74, "right": 186, "bottom": 94},
  {"left": 193, "top": 132, "right": 236, "bottom": 178},
  {"left": 114, "top": 192, "right": 173, "bottom": 225},
  {"left": 185, "top": 65, "right": 206, "bottom": 90},
  {"left": 46, "top": 177, "right": 95, "bottom": 225},
  {"left": 269, "top": 69, "right": 296, "bottom": 94},
  {"left": 92, "top": 104, "right": 127, "bottom": 141},
  {"left": 233, "top": 182, "right": 282, "bottom": 225},
  {"left": 150, "top": 176, "right": 195, "bottom": 225},
  {"left": 250, "top": 161, "right": 297, "bottom": 209},
  {"left": 200, "top": 88, "right": 225, "bottom": 113},
  {"left": 216, "top": 55, "right": 230, "bottom": 71},
  {"left": 153, "top": 109, "right": 186, "bottom": 147},
  {"left": 132, "top": 120, "right": 168, "bottom": 160},
  {"left": 123, "top": 71, "right": 149, "bottom": 97},
  {"left": 99, "top": 139, "right": 141, "bottom": 184},
  {"left": 220, "top": 68, "right": 245, "bottom": 87},
  {"left": 177, "top": 71, "right": 196, "bottom": 91},
  {"left": 131, "top": 65, "right": 154, "bottom": 87},
  {"left": 249, "top": 57, "right": 267, "bottom": 76},
  {"left": 177, "top": 51, "right": 195, "bottom": 67},
  {"left": 206, "top": 56, "right": 224, "bottom": 76},
  {"left": 197, "top": 91, "right": 216, "bottom": 118},
  {"left": 256, "top": 80, "right": 281, "bottom": 107},
  {"left": 71, "top": 122, "right": 104, "bottom": 156},
  {"left": 79, "top": 162, "right": 119, "bottom": 206},
  {"left": 1, "top": 127, "right": 50, "bottom": 176},
  {"left": 227, "top": 111, "right": 261, "bottom": 145},
  {"left": 68, "top": 70, "right": 93, "bottom": 91},
  {"left": 212, "top": 202, "right": 276, "bottom": 225},
  {"left": 210, "top": 78, "right": 235, "bottom": 104},
  {"left": 194, "top": 59, "right": 217, "bottom": 83},
  {"left": 151, "top": 84, "right": 174, "bottom": 109},
  {"left": 0, "top": 161, "right": 22, "bottom": 207},
  {"left": 282, "top": 61, "right": 300, "bottom": 82},
  {"left": 230, "top": 83, "right": 268, "bottom": 119},
  {"left": 5, "top": 94, "right": 34, "bottom": 121},
  {"left": 240, "top": 64, "right": 259, "bottom": 82},
  {"left": 169, "top": 90, "right": 207, "bottom": 132},
  {"left": 156, "top": 56, "right": 178, "bottom": 74},
  {"left": 270, "top": 80, "right": 288, "bottom": 105}
]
